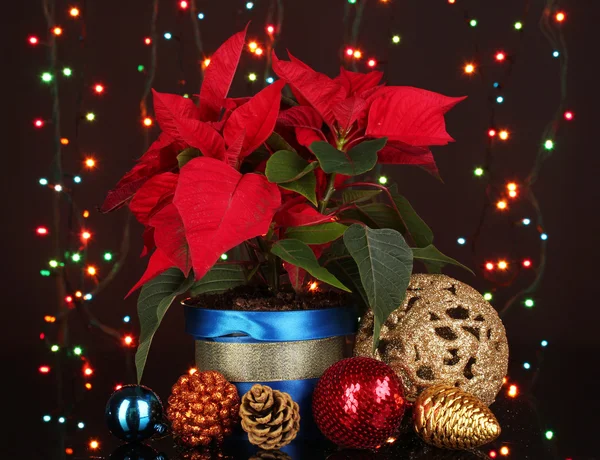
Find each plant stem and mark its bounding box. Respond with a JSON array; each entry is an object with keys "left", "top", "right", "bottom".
[
  {"left": 269, "top": 255, "right": 279, "bottom": 292},
  {"left": 319, "top": 173, "right": 337, "bottom": 213}
]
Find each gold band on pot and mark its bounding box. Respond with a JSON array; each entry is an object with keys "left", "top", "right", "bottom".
[{"left": 195, "top": 336, "right": 349, "bottom": 382}]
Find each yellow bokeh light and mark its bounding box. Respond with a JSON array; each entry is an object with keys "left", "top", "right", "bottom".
[
  {"left": 464, "top": 63, "right": 475, "bottom": 74},
  {"left": 499, "top": 130, "right": 509, "bottom": 140}
]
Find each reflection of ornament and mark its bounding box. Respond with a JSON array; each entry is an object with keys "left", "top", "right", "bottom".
[
  {"left": 413, "top": 384, "right": 500, "bottom": 450},
  {"left": 167, "top": 370, "right": 240, "bottom": 447},
  {"left": 178, "top": 448, "right": 228, "bottom": 460},
  {"left": 240, "top": 384, "right": 300, "bottom": 450},
  {"left": 312, "top": 357, "right": 406, "bottom": 449},
  {"left": 109, "top": 442, "right": 165, "bottom": 460},
  {"left": 354, "top": 274, "right": 508, "bottom": 405},
  {"left": 104, "top": 384, "right": 165, "bottom": 442},
  {"left": 326, "top": 450, "right": 378, "bottom": 460},
  {"left": 249, "top": 449, "right": 292, "bottom": 460}
]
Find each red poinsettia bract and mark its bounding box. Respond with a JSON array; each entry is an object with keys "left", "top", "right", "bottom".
[
  {"left": 272, "top": 52, "right": 465, "bottom": 175},
  {"left": 101, "top": 27, "right": 465, "bottom": 296}
]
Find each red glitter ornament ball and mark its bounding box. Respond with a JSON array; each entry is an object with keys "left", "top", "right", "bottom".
[{"left": 312, "top": 357, "right": 406, "bottom": 449}]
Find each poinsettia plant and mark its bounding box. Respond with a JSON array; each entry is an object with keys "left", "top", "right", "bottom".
[{"left": 101, "top": 27, "right": 470, "bottom": 380}]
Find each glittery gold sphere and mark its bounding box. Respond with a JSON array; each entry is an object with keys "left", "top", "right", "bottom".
[
  {"left": 167, "top": 370, "right": 240, "bottom": 447},
  {"left": 354, "top": 274, "right": 508, "bottom": 405}
]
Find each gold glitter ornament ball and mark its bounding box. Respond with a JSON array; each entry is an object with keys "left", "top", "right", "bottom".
[
  {"left": 167, "top": 370, "right": 240, "bottom": 447},
  {"left": 354, "top": 274, "right": 508, "bottom": 405},
  {"left": 413, "top": 384, "right": 501, "bottom": 450}
]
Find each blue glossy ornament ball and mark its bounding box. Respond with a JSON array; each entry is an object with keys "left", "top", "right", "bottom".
[{"left": 105, "top": 384, "right": 165, "bottom": 442}]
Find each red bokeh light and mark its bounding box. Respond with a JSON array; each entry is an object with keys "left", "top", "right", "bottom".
[
  {"left": 34, "top": 119, "right": 44, "bottom": 128},
  {"left": 29, "top": 36, "right": 39, "bottom": 45},
  {"left": 495, "top": 51, "right": 506, "bottom": 62}
]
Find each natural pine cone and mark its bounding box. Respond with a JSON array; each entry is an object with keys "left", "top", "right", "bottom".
[
  {"left": 248, "top": 449, "right": 292, "bottom": 460},
  {"left": 240, "top": 384, "right": 300, "bottom": 450},
  {"left": 167, "top": 370, "right": 240, "bottom": 447},
  {"left": 413, "top": 384, "right": 501, "bottom": 450}
]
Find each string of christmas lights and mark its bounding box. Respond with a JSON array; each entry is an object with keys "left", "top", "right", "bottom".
[
  {"left": 442, "top": 1, "right": 569, "bottom": 457},
  {"left": 34, "top": 0, "right": 164, "bottom": 455}
]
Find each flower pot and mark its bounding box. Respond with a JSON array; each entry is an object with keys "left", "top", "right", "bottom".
[{"left": 184, "top": 301, "right": 358, "bottom": 445}]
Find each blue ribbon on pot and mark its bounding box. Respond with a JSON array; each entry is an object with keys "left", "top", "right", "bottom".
[
  {"left": 185, "top": 306, "right": 357, "bottom": 342},
  {"left": 184, "top": 304, "right": 358, "bottom": 443}
]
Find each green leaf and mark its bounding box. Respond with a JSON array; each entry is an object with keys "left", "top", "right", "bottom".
[
  {"left": 177, "top": 147, "right": 201, "bottom": 169},
  {"left": 189, "top": 264, "right": 247, "bottom": 297},
  {"left": 279, "top": 173, "right": 318, "bottom": 205},
  {"left": 136, "top": 269, "right": 195, "bottom": 383},
  {"left": 340, "top": 203, "right": 406, "bottom": 233},
  {"left": 271, "top": 239, "right": 350, "bottom": 292},
  {"left": 389, "top": 184, "right": 433, "bottom": 248},
  {"left": 285, "top": 222, "right": 348, "bottom": 244},
  {"left": 266, "top": 150, "right": 317, "bottom": 183},
  {"left": 266, "top": 132, "right": 296, "bottom": 153},
  {"left": 310, "top": 138, "right": 387, "bottom": 176},
  {"left": 343, "top": 224, "right": 413, "bottom": 351},
  {"left": 412, "top": 245, "right": 474, "bottom": 275},
  {"left": 342, "top": 189, "right": 382, "bottom": 204},
  {"left": 325, "top": 249, "right": 369, "bottom": 309}
]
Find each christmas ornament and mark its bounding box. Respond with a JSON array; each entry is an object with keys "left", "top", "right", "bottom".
[
  {"left": 167, "top": 370, "right": 240, "bottom": 447},
  {"left": 240, "top": 384, "right": 300, "bottom": 450},
  {"left": 312, "top": 357, "right": 406, "bottom": 449},
  {"left": 354, "top": 274, "right": 508, "bottom": 405},
  {"left": 105, "top": 384, "right": 166, "bottom": 442},
  {"left": 109, "top": 442, "right": 166, "bottom": 460},
  {"left": 413, "top": 384, "right": 501, "bottom": 450},
  {"left": 249, "top": 450, "right": 292, "bottom": 460}
]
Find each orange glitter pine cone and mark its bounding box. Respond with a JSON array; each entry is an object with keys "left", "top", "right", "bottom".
[{"left": 167, "top": 370, "right": 241, "bottom": 447}]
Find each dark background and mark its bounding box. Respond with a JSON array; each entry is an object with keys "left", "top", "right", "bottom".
[{"left": 3, "top": 0, "right": 599, "bottom": 458}]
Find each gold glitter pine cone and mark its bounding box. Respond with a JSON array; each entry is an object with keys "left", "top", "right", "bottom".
[
  {"left": 167, "top": 370, "right": 240, "bottom": 447},
  {"left": 249, "top": 450, "right": 292, "bottom": 460},
  {"left": 413, "top": 384, "right": 501, "bottom": 450},
  {"left": 240, "top": 384, "right": 300, "bottom": 450}
]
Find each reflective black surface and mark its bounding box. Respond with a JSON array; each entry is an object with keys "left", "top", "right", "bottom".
[{"left": 73, "top": 397, "right": 556, "bottom": 459}]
